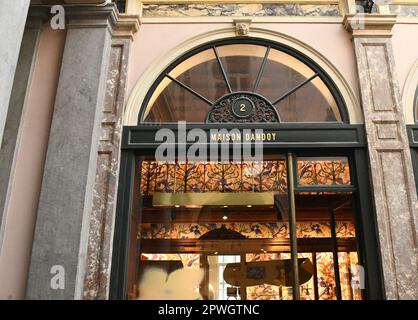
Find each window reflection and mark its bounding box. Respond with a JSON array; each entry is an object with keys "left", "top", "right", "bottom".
[
  {"left": 128, "top": 158, "right": 362, "bottom": 300},
  {"left": 142, "top": 42, "right": 342, "bottom": 123}
]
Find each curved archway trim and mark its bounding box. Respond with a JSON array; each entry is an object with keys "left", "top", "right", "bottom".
[
  {"left": 402, "top": 59, "right": 418, "bottom": 124},
  {"left": 124, "top": 27, "right": 363, "bottom": 125}
]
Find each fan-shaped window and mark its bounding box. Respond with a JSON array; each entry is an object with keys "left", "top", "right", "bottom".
[{"left": 140, "top": 39, "right": 346, "bottom": 123}]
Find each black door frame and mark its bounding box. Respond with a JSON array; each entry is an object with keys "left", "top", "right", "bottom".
[
  {"left": 109, "top": 123, "right": 384, "bottom": 300},
  {"left": 407, "top": 125, "right": 418, "bottom": 194}
]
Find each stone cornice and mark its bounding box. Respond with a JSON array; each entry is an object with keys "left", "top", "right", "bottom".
[
  {"left": 343, "top": 13, "right": 397, "bottom": 38},
  {"left": 65, "top": 4, "right": 119, "bottom": 31},
  {"left": 31, "top": 4, "right": 140, "bottom": 40},
  {"left": 113, "top": 14, "right": 141, "bottom": 40}
]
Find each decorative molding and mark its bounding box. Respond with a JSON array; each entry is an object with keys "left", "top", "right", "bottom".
[
  {"left": 343, "top": 13, "right": 397, "bottom": 38},
  {"left": 390, "top": 4, "right": 418, "bottom": 17},
  {"left": 233, "top": 18, "right": 251, "bottom": 36},
  {"left": 113, "top": 13, "right": 141, "bottom": 40},
  {"left": 65, "top": 4, "right": 119, "bottom": 31},
  {"left": 141, "top": 3, "right": 341, "bottom": 18},
  {"left": 206, "top": 93, "right": 279, "bottom": 123},
  {"left": 140, "top": 0, "right": 340, "bottom": 3},
  {"left": 141, "top": 15, "right": 344, "bottom": 23}
]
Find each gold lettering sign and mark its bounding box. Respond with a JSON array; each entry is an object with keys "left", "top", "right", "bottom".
[{"left": 210, "top": 131, "right": 278, "bottom": 142}]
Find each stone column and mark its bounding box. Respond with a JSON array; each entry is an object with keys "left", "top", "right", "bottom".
[
  {"left": 80, "top": 14, "right": 140, "bottom": 300},
  {"left": 0, "top": 8, "right": 48, "bottom": 240},
  {"left": 345, "top": 14, "right": 418, "bottom": 299},
  {"left": 0, "top": 0, "right": 30, "bottom": 145},
  {"left": 26, "top": 5, "right": 118, "bottom": 300}
]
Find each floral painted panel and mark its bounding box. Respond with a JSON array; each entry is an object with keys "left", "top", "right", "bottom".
[
  {"left": 316, "top": 251, "right": 361, "bottom": 300},
  {"left": 139, "top": 221, "right": 355, "bottom": 239},
  {"left": 140, "top": 160, "right": 287, "bottom": 195},
  {"left": 140, "top": 158, "right": 352, "bottom": 195},
  {"left": 316, "top": 252, "right": 336, "bottom": 300},
  {"left": 298, "top": 157, "right": 351, "bottom": 186}
]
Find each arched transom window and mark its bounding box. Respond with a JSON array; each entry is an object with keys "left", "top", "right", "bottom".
[{"left": 140, "top": 38, "right": 347, "bottom": 123}]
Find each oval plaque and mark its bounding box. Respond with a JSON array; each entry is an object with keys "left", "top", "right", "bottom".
[{"left": 232, "top": 97, "right": 254, "bottom": 118}]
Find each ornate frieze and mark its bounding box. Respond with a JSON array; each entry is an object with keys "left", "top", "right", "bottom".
[
  {"left": 390, "top": 4, "right": 418, "bottom": 17},
  {"left": 142, "top": 3, "right": 340, "bottom": 17}
]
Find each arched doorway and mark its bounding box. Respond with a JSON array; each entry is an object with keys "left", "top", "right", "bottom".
[{"left": 110, "top": 38, "right": 382, "bottom": 300}]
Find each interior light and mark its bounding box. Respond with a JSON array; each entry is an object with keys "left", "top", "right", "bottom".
[
  {"left": 174, "top": 205, "right": 180, "bottom": 208},
  {"left": 247, "top": 205, "right": 252, "bottom": 208},
  {"left": 222, "top": 215, "right": 228, "bottom": 220}
]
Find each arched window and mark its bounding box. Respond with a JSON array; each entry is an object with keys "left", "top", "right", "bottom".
[{"left": 140, "top": 38, "right": 347, "bottom": 123}]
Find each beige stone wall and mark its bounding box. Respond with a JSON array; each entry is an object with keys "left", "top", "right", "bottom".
[{"left": 392, "top": 23, "right": 418, "bottom": 93}]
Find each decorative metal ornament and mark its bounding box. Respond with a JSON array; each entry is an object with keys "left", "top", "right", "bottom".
[{"left": 206, "top": 92, "right": 280, "bottom": 123}]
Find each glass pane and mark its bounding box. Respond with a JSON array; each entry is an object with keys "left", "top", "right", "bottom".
[
  {"left": 127, "top": 155, "right": 363, "bottom": 300},
  {"left": 217, "top": 44, "right": 266, "bottom": 92},
  {"left": 275, "top": 77, "right": 340, "bottom": 122},
  {"left": 297, "top": 157, "right": 351, "bottom": 186},
  {"left": 257, "top": 48, "right": 316, "bottom": 102},
  {"left": 170, "top": 48, "right": 228, "bottom": 104},
  {"left": 143, "top": 77, "right": 211, "bottom": 122},
  {"left": 143, "top": 49, "right": 228, "bottom": 122},
  {"left": 133, "top": 157, "right": 293, "bottom": 300},
  {"left": 295, "top": 192, "right": 362, "bottom": 300}
]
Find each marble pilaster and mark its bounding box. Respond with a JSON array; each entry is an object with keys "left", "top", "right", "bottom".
[
  {"left": 81, "top": 14, "right": 140, "bottom": 300},
  {"left": 345, "top": 14, "right": 418, "bottom": 299}
]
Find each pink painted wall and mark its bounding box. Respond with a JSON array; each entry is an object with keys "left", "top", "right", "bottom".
[
  {"left": 392, "top": 24, "right": 418, "bottom": 93},
  {"left": 126, "top": 23, "right": 360, "bottom": 106},
  {"left": 0, "top": 23, "right": 66, "bottom": 299}
]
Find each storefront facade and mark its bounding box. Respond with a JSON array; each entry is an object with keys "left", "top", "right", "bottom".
[{"left": 0, "top": 0, "right": 417, "bottom": 300}]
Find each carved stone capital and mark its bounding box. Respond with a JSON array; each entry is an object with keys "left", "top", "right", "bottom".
[
  {"left": 65, "top": 4, "right": 118, "bottom": 32},
  {"left": 113, "top": 14, "right": 140, "bottom": 40},
  {"left": 343, "top": 13, "right": 397, "bottom": 38}
]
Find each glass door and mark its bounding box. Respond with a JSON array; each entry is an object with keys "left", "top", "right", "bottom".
[{"left": 293, "top": 155, "right": 362, "bottom": 300}]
